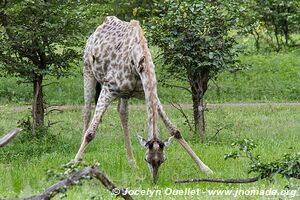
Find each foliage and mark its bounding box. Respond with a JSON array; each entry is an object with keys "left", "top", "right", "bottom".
[
  {"left": 0, "top": 126, "right": 69, "bottom": 163},
  {"left": 0, "top": 0, "right": 96, "bottom": 129},
  {"left": 46, "top": 161, "right": 92, "bottom": 198},
  {"left": 47, "top": 161, "right": 91, "bottom": 182},
  {"left": 0, "top": 50, "right": 299, "bottom": 105},
  {"left": 147, "top": 0, "right": 240, "bottom": 137},
  {"left": 0, "top": 0, "right": 92, "bottom": 79},
  {"left": 100, "top": 0, "right": 165, "bottom": 21},
  {"left": 149, "top": 0, "right": 239, "bottom": 80},
  {"left": 237, "top": 0, "right": 300, "bottom": 51},
  {"left": 225, "top": 139, "right": 300, "bottom": 185},
  {"left": 207, "top": 51, "right": 300, "bottom": 102}
]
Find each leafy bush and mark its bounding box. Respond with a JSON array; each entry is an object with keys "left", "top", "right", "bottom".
[
  {"left": 0, "top": 115, "right": 71, "bottom": 163},
  {"left": 225, "top": 139, "right": 300, "bottom": 187}
]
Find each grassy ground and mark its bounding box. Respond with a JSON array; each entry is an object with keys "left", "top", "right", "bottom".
[
  {"left": 0, "top": 42, "right": 299, "bottom": 199},
  {"left": 0, "top": 50, "right": 299, "bottom": 105},
  {"left": 0, "top": 104, "right": 299, "bottom": 199}
]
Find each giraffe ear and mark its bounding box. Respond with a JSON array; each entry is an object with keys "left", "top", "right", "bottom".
[
  {"left": 163, "top": 136, "right": 174, "bottom": 147},
  {"left": 137, "top": 135, "right": 147, "bottom": 147}
]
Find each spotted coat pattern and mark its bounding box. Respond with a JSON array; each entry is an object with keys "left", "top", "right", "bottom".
[{"left": 75, "top": 16, "right": 212, "bottom": 181}]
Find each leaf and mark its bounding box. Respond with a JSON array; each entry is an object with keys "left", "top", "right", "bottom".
[{"left": 133, "top": 7, "right": 138, "bottom": 16}]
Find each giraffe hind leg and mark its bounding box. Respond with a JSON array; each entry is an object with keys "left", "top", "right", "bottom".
[
  {"left": 118, "top": 98, "right": 136, "bottom": 166},
  {"left": 82, "top": 65, "right": 96, "bottom": 135},
  {"left": 75, "top": 85, "right": 115, "bottom": 161}
]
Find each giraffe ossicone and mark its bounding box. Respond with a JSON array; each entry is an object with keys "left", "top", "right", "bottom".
[{"left": 75, "top": 16, "right": 212, "bottom": 183}]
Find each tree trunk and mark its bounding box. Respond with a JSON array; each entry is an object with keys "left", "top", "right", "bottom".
[
  {"left": 274, "top": 23, "right": 281, "bottom": 51},
  {"left": 283, "top": 19, "right": 289, "bottom": 46},
  {"left": 32, "top": 75, "right": 44, "bottom": 132},
  {"left": 192, "top": 90, "right": 205, "bottom": 140},
  {"left": 188, "top": 69, "right": 209, "bottom": 140}
]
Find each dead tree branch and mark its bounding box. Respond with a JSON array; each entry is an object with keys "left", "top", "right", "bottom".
[
  {"left": 211, "top": 124, "right": 232, "bottom": 139},
  {"left": 91, "top": 166, "right": 132, "bottom": 199},
  {"left": 0, "top": 128, "right": 22, "bottom": 147},
  {"left": 47, "top": 121, "right": 63, "bottom": 128},
  {"left": 170, "top": 102, "right": 194, "bottom": 132},
  {"left": 42, "top": 82, "right": 59, "bottom": 88},
  {"left": 45, "top": 108, "right": 64, "bottom": 116},
  {"left": 1, "top": 164, "right": 133, "bottom": 200},
  {"left": 161, "top": 82, "right": 192, "bottom": 94},
  {"left": 175, "top": 176, "right": 260, "bottom": 184}
]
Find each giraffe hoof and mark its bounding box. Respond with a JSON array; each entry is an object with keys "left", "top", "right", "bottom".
[
  {"left": 74, "top": 158, "right": 82, "bottom": 162},
  {"left": 74, "top": 154, "right": 83, "bottom": 162},
  {"left": 65, "top": 159, "right": 77, "bottom": 167}
]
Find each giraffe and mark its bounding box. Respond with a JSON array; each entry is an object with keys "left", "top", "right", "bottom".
[{"left": 75, "top": 16, "right": 212, "bottom": 183}]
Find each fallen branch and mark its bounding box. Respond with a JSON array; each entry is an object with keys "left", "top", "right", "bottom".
[
  {"left": 1, "top": 164, "right": 133, "bottom": 200},
  {"left": 0, "top": 128, "right": 22, "bottom": 147},
  {"left": 91, "top": 166, "right": 132, "bottom": 199},
  {"left": 23, "top": 166, "right": 94, "bottom": 200},
  {"left": 175, "top": 176, "right": 260, "bottom": 184}
]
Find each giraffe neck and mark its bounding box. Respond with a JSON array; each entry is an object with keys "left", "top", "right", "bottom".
[{"left": 131, "top": 20, "right": 159, "bottom": 141}]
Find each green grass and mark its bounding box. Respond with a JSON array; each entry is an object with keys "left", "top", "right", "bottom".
[
  {"left": 0, "top": 50, "right": 300, "bottom": 105},
  {"left": 205, "top": 51, "right": 300, "bottom": 102},
  {"left": 0, "top": 105, "right": 299, "bottom": 199}
]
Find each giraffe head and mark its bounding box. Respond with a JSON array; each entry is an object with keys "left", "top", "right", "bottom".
[{"left": 138, "top": 135, "right": 174, "bottom": 183}]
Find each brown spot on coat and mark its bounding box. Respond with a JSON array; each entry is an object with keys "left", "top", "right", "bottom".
[
  {"left": 111, "top": 52, "right": 117, "bottom": 60},
  {"left": 103, "top": 59, "right": 110, "bottom": 72}
]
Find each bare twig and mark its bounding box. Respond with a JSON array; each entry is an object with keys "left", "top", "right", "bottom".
[
  {"left": 0, "top": 128, "right": 22, "bottom": 147},
  {"left": 45, "top": 108, "right": 64, "bottom": 116},
  {"left": 211, "top": 79, "right": 221, "bottom": 91},
  {"left": 16, "top": 80, "right": 32, "bottom": 84},
  {"left": 170, "top": 102, "right": 194, "bottom": 132},
  {"left": 175, "top": 176, "right": 260, "bottom": 184},
  {"left": 161, "top": 82, "right": 192, "bottom": 94},
  {"left": 1, "top": 164, "right": 133, "bottom": 200},
  {"left": 42, "top": 82, "right": 59, "bottom": 87},
  {"left": 47, "top": 121, "right": 63, "bottom": 127},
  {"left": 46, "top": 103, "right": 64, "bottom": 107},
  {"left": 211, "top": 124, "right": 231, "bottom": 139}
]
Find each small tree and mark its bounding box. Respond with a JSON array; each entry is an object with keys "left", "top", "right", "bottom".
[
  {"left": 149, "top": 0, "right": 239, "bottom": 139},
  {"left": 256, "top": 0, "right": 300, "bottom": 50},
  {"left": 103, "top": 0, "right": 165, "bottom": 21},
  {"left": 236, "top": 0, "right": 300, "bottom": 51},
  {"left": 0, "top": 0, "right": 92, "bottom": 131}
]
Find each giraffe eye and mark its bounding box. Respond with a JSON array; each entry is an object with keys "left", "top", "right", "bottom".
[
  {"left": 148, "top": 143, "right": 153, "bottom": 149},
  {"left": 159, "top": 142, "right": 165, "bottom": 149}
]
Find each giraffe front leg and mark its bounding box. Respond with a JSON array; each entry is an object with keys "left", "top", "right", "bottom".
[
  {"left": 157, "top": 99, "right": 213, "bottom": 174},
  {"left": 118, "top": 98, "right": 136, "bottom": 166},
  {"left": 75, "top": 87, "right": 115, "bottom": 161}
]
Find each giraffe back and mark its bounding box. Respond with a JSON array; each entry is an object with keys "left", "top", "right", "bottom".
[{"left": 84, "top": 16, "right": 144, "bottom": 98}]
